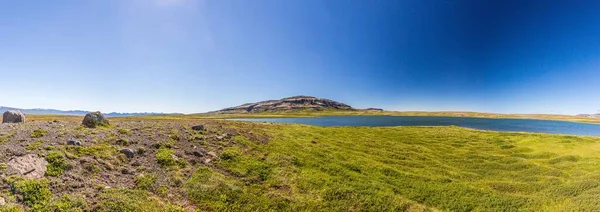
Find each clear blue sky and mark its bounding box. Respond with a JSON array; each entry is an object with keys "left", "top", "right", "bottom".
[{"left": 1, "top": 0, "right": 599, "bottom": 114}]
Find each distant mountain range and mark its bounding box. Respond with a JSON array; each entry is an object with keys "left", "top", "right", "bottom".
[
  {"left": 577, "top": 113, "right": 600, "bottom": 119},
  {"left": 0, "top": 106, "right": 181, "bottom": 117}
]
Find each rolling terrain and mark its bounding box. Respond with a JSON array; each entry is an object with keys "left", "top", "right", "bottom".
[
  {"left": 0, "top": 114, "right": 600, "bottom": 211},
  {"left": 0, "top": 106, "right": 181, "bottom": 117}
]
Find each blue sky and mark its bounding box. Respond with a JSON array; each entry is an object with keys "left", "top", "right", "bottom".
[{"left": 1, "top": 0, "right": 599, "bottom": 114}]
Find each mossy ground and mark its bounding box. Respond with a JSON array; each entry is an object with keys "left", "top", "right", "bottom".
[{"left": 0, "top": 116, "right": 599, "bottom": 211}]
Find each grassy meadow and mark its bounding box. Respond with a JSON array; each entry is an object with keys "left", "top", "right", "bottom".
[
  {"left": 1, "top": 115, "right": 600, "bottom": 211},
  {"left": 189, "top": 122, "right": 600, "bottom": 211}
]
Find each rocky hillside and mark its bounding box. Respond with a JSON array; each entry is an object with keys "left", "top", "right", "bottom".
[{"left": 213, "top": 96, "right": 355, "bottom": 113}]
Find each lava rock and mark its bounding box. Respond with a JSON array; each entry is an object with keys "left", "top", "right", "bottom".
[
  {"left": 192, "top": 151, "right": 205, "bottom": 157},
  {"left": 191, "top": 124, "right": 205, "bottom": 131},
  {"left": 2, "top": 110, "right": 25, "bottom": 123},
  {"left": 67, "top": 140, "right": 82, "bottom": 146},
  {"left": 82, "top": 111, "right": 110, "bottom": 128},
  {"left": 216, "top": 133, "right": 228, "bottom": 141},
  {"left": 119, "top": 148, "right": 135, "bottom": 158}
]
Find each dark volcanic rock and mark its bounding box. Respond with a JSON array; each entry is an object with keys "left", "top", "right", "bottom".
[
  {"left": 120, "top": 148, "right": 135, "bottom": 158},
  {"left": 213, "top": 96, "right": 355, "bottom": 113},
  {"left": 67, "top": 140, "right": 82, "bottom": 146},
  {"left": 191, "top": 124, "right": 205, "bottom": 131},
  {"left": 82, "top": 111, "right": 110, "bottom": 128},
  {"left": 2, "top": 110, "right": 25, "bottom": 123}
]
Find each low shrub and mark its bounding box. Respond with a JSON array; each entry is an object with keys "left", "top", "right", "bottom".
[
  {"left": 30, "top": 129, "right": 47, "bottom": 138},
  {"left": 45, "top": 151, "right": 72, "bottom": 176}
]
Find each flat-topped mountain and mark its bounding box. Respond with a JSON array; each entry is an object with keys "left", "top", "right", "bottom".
[{"left": 213, "top": 96, "right": 355, "bottom": 113}]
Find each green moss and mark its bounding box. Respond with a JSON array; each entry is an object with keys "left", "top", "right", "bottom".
[
  {"left": 30, "top": 129, "right": 47, "bottom": 138},
  {"left": 156, "top": 148, "right": 185, "bottom": 168},
  {"left": 137, "top": 147, "right": 146, "bottom": 154},
  {"left": 95, "top": 188, "right": 184, "bottom": 212},
  {"left": 25, "top": 140, "right": 44, "bottom": 151},
  {"left": 169, "top": 135, "right": 180, "bottom": 141},
  {"left": 115, "top": 138, "right": 129, "bottom": 146},
  {"left": 0, "top": 134, "right": 14, "bottom": 144},
  {"left": 45, "top": 151, "right": 72, "bottom": 176},
  {"left": 185, "top": 167, "right": 291, "bottom": 211},
  {"left": 135, "top": 174, "right": 157, "bottom": 191},
  {"left": 0, "top": 163, "right": 7, "bottom": 171},
  {"left": 0, "top": 205, "right": 26, "bottom": 212},
  {"left": 117, "top": 128, "right": 131, "bottom": 135},
  {"left": 12, "top": 179, "right": 52, "bottom": 208},
  {"left": 218, "top": 147, "right": 271, "bottom": 181},
  {"left": 65, "top": 144, "right": 116, "bottom": 159},
  {"left": 49, "top": 195, "right": 87, "bottom": 212}
]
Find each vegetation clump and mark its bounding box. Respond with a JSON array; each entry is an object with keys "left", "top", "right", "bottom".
[
  {"left": 49, "top": 195, "right": 87, "bottom": 211},
  {"left": 155, "top": 148, "right": 186, "bottom": 168},
  {"left": 135, "top": 173, "right": 157, "bottom": 191},
  {"left": 117, "top": 128, "right": 131, "bottom": 135},
  {"left": 12, "top": 179, "right": 52, "bottom": 209},
  {"left": 45, "top": 151, "right": 72, "bottom": 176},
  {"left": 30, "top": 129, "right": 47, "bottom": 138},
  {"left": 156, "top": 148, "right": 177, "bottom": 167},
  {"left": 95, "top": 188, "right": 184, "bottom": 211}
]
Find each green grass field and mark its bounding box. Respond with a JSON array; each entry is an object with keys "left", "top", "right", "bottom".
[{"left": 189, "top": 122, "right": 600, "bottom": 211}]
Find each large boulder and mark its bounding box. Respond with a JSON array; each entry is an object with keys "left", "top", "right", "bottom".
[
  {"left": 82, "top": 111, "right": 110, "bottom": 128},
  {"left": 2, "top": 110, "right": 25, "bottom": 123},
  {"left": 6, "top": 154, "right": 48, "bottom": 179}
]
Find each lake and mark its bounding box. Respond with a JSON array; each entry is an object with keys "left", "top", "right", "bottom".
[{"left": 235, "top": 116, "right": 600, "bottom": 136}]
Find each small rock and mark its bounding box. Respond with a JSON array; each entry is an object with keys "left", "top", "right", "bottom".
[
  {"left": 2, "top": 110, "right": 25, "bottom": 123},
  {"left": 192, "top": 151, "right": 205, "bottom": 157},
  {"left": 79, "top": 158, "right": 93, "bottom": 164},
  {"left": 0, "top": 197, "right": 5, "bottom": 206},
  {"left": 191, "top": 124, "right": 205, "bottom": 131},
  {"left": 82, "top": 111, "right": 110, "bottom": 128},
  {"left": 150, "top": 143, "right": 161, "bottom": 149},
  {"left": 207, "top": 151, "right": 217, "bottom": 158},
  {"left": 121, "top": 168, "right": 133, "bottom": 175},
  {"left": 203, "top": 158, "right": 212, "bottom": 164},
  {"left": 67, "top": 140, "right": 82, "bottom": 146},
  {"left": 216, "top": 133, "right": 230, "bottom": 141},
  {"left": 119, "top": 148, "right": 135, "bottom": 158}
]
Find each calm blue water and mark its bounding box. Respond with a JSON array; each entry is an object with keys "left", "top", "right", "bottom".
[{"left": 235, "top": 116, "right": 600, "bottom": 136}]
